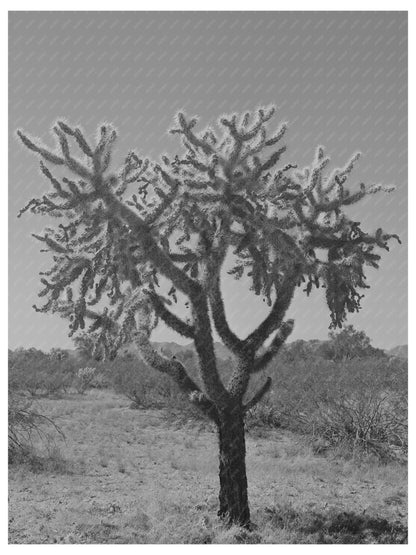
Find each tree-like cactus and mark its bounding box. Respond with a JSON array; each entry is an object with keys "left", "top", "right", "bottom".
[{"left": 17, "top": 107, "right": 399, "bottom": 526}]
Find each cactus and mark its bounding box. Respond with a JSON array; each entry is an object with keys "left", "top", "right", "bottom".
[
  {"left": 76, "top": 366, "right": 97, "bottom": 393},
  {"left": 17, "top": 107, "right": 399, "bottom": 526}
]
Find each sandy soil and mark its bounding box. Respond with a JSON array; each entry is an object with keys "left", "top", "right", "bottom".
[{"left": 8, "top": 390, "right": 407, "bottom": 544}]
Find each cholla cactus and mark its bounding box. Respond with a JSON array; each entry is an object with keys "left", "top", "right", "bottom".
[
  {"left": 17, "top": 107, "right": 399, "bottom": 526},
  {"left": 76, "top": 366, "right": 97, "bottom": 393}
]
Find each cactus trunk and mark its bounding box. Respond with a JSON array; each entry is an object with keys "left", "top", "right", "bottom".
[{"left": 217, "top": 406, "right": 250, "bottom": 527}]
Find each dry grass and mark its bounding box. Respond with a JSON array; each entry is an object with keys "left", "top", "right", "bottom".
[{"left": 8, "top": 390, "right": 407, "bottom": 544}]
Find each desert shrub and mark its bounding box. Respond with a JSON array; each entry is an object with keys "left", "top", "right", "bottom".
[
  {"left": 8, "top": 348, "right": 77, "bottom": 396},
  {"left": 9, "top": 348, "right": 49, "bottom": 395},
  {"left": 109, "top": 355, "right": 187, "bottom": 408},
  {"left": 260, "top": 355, "right": 407, "bottom": 460},
  {"left": 8, "top": 391, "right": 64, "bottom": 465},
  {"left": 320, "top": 326, "right": 386, "bottom": 361},
  {"left": 107, "top": 354, "right": 210, "bottom": 425},
  {"left": 280, "top": 340, "right": 321, "bottom": 362},
  {"left": 75, "top": 367, "right": 98, "bottom": 393},
  {"left": 246, "top": 402, "right": 281, "bottom": 430},
  {"left": 89, "top": 370, "right": 111, "bottom": 390},
  {"left": 41, "top": 362, "right": 75, "bottom": 396},
  {"left": 301, "top": 391, "right": 407, "bottom": 460}
]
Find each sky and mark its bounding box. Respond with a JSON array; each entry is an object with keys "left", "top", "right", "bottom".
[{"left": 8, "top": 11, "right": 407, "bottom": 351}]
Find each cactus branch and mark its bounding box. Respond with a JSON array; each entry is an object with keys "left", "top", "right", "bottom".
[
  {"left": 147, "top": 290, "right": 195, "bottom": 339},
  {"left": 252, "top": 320, "right": 295, "bottom": 373},
  {"left": 209, "top": 274, "right": 244, "bottom": 355},
  {"left": 243, "top": 377, "right": 272, "bottom": 412}
]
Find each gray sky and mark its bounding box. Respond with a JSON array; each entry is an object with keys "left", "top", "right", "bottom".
[{"left": 9, "top": 11, "right": 407, "bottom": 351}]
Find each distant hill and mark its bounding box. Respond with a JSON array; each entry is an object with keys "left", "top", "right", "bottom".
[
  {"left": 386, "top": 345, "right": 408, "bottom": 359},
  {"left": 66, "top": 339, "right": 408, "bottom": 362}
]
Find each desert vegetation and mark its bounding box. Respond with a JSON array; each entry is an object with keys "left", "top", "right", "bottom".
[
  {"left": 8, "top": 328, "right": 407, "bottom": 543},
  {"left": 9, "top": 326, "right": 407, "bottom": 465}
]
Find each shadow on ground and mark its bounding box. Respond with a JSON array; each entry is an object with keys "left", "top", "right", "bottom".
[{"left": 260, "top": 505, "right": 408, "bottom": 544}]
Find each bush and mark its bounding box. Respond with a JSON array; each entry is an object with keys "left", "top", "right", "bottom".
[
  {"left": 8, "top": 348, "right": 77, "bottom": 396},
  {"left": 109, "top": 354, "right": 187, "bottom": 409},
  {"left": 107, "top": 354, "right": 210, "bottom": 426},
  {"left": 75, "top": 367, "right": 98, "bottom": 393},
  {"left": 246, "top": 402, "right": 281, "bottom": 430},
  {"left": 321, "top": 325, "right": 386, "bottom": 361},
  {"left": 302, "top": 391, "right": 407, "bottom": 460},
  {"left": 8, "top": 391, "right": 64, "bottom": 464},
  {"left": 259, "top": 355, "right": 407, "bottom": 460}
]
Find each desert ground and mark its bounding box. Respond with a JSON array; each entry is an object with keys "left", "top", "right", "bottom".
[{"left": 8, "top": 389, "right": 407, "bottom": 544}]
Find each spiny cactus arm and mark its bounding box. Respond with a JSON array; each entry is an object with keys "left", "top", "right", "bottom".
[
  {"left": 17, "top": 122, "right": 201, "bottom": 300},
  {"left": 226, "top": 355, "right": 253, "bottom": 400},
  {"left": 31, "top": 231, "right": 71, "bottom": 254},
  {"left": 98, "top": 160, "right": 199, "bottom": 299},
  {"left": 191, "top": 296, "right": 231, "bottom": 409},
  {"left": 305, "top": 225, "right": 401, "bottom": 253},
  {"left": 252, "top": 319, "right": 294, "bottom": 373},
  {"left": 222, "top": 110, "right": 286, "bottom": 155},
  {"left": 170, "top": 107, "right": 288, "bottom": 182},
  {"left": 115, "top": 151, "right": 150, "bottom": 198},
  {"left": 33, "top": 285, "right": 123, "bottom": 361},
  {"left": 166, "top": 252, "right": 197, "bottom": 263},
  {"left": 53, "top": 124, "right": 95, "bottom": 179},
  {"left": 17, "top": 122, "right": 113, "bottom": 223},
  {"left": 18, "top": 162, "right": 98, "bottom": 219},
  {"left": 134, "top": 335, "right": 199, "bottom": 397},
  {"left": 243, "top": 376, "right": 272, "bottom": 412},
  {"left": 244, "top": 271, "right": 298, "bottom": 352},
  {"left": 225, "top": 312, "right": 292, "bottom": 397},
  {"left": 161, "top": 108, "right": 291, "bottom": 304},
  {"left": 134, "top": 308, "right": 217, "bottom": 420},
  {"left": 146, "top": 290, "right": 195, "bottom": 339},
  {"left": 17, "top": 124, "right": 92, "bottom": 180},
  {"left": 98, "top": 185, "right": 200, "bottom": 299},
  {"left": 313, "top": 178, "right": 396, "bottom": 214},
  {"left": 83, "top": 307, "right": 116, "bottom": 324},
  {"left": 208, "top": 274, "right": 244, "bottom": 355},
  {"left": 170, "top": 113, "right": 216, "bottom": 157},
  {"left": 283, "top": 148, "right": 402, "bottom": 329},
  {"left": 16, "top": 130, "right": 66, "bottom": 166},
  {"left": 290, "top": 148, "right": 398, "bottom": 248},
  {"left": 226, "top": 109, "right": 288, "bottom": 180},
  {"left": 226, "top": 291, "right": 291, "bottom": 399},
  {"left": 224, "top": 267, "right": 297, "bottom": 398},
  {"left": 141, "top": 166, "right": 182, "bottom": 228}
]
